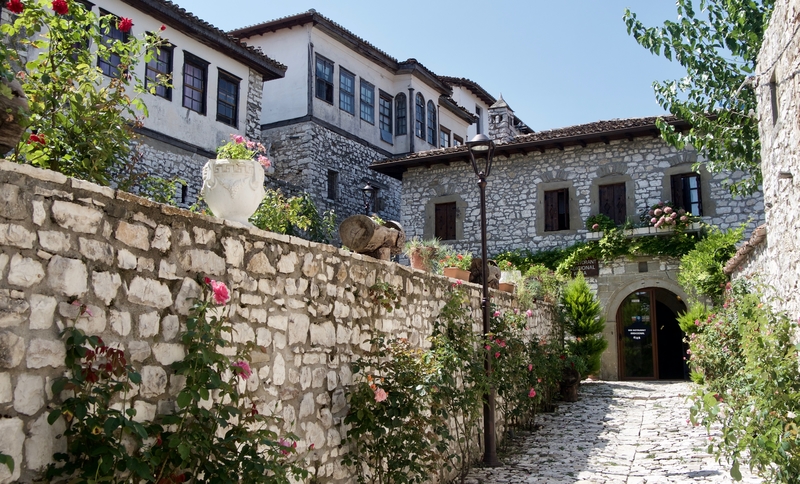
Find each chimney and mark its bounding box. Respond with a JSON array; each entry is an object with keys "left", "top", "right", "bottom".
[{"left": 488, "top": 94, "right": 516, "bottom": 143}]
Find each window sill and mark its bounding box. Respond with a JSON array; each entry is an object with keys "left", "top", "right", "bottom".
[{"left": 585, "top": 222, "right": 702, "bottom": 241}]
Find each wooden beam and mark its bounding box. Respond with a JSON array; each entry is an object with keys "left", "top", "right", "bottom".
[
  {"left": 626, "top": 133, "right": 634, "bottom": 142},
  {"left": 601, "top": 136, "right": 610, "bottom": 145},
  {"left": 578, "top": 139, "right": 587, "bottom": 148},
  {"left": 538, "top": 146, "right": 545, "bottom": 154},
  {"left": 556, "top": 143, "right": 564, "bottom": 151}
]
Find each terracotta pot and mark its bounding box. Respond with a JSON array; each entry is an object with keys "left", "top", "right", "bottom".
[
  {"left": 498, "top": 282, "right": 516, "bottom": 293},
  {"left": 201, "top": 158, "right": 265, "bottom": 226},
  {"left": 408, "top": 247, "right": 435, "bottom": 270},
  {"left": 443, "top": 267, "right": 470, "bottom": 281}
]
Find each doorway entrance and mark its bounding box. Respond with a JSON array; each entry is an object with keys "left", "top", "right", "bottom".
[{"left": 617, "top": 288, "right": 688, "bottom": 380}]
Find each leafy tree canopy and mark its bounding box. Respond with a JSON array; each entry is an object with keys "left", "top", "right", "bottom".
[{"left": 624, "top": 0, "right": 775, "bottom": 195}]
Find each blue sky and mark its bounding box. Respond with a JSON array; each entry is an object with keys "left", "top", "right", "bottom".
[{"left": 179, "top": 0, "right": 688, "bottom": 131}]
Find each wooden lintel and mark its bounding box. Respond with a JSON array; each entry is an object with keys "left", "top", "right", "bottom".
[{"left": 601, "top": 136, "right": 610, "bottom": 145}]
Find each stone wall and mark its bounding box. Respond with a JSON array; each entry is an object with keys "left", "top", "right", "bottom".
[
  {"left": 0, "top": 160, "right": 555, "bottom": 483},
  {"left": 263, "top": 121, "right": 403, "bottom": 227},
  {"left": 733, "top": 0, "right": 800, "bottom": 324},
  {"left": 402, "top": 136, "right": 763, "bottom": 256}
]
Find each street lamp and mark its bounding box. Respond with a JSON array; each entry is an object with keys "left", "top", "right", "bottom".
[
  {"left": 466, "top": 133, "right": 500, "bottom": 467},
  {"left": 361, "top": 182, "right": 375, "bottom": 215}
]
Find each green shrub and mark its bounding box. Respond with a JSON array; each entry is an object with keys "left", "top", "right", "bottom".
[
  {"left": 678, "top": 225, "right": 744, "bottom": 303},
  {"left": 560, "top": 273, "right": 607, "bottom": 375},
  {"left": 249, "top": 189, "right": 336, "bottom": 243}
]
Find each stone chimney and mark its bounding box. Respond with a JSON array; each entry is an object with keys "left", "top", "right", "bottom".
[{"left": 488, "top": 94, "right": 516, "bottom": 143}]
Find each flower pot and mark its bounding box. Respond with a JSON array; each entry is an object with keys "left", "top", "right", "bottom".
[
  {"left": 201, "top": 158, "right": 265, "bottom": 226},
  {"left": 409, "top": 247, "right": 435, "bottom": 271},
  {"left": 498, "top": 282, "right": 516, "bottom": 293},
  {"left": 443, "top": 267, "right": 470, "bottom": 281}
]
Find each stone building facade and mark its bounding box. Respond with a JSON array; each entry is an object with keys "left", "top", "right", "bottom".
[
  {"left": 373, "top": 116, "right": 765, "bottom": 380},
  {"left": 0, "top": 160, "right": 556, "bottom": 483},
  {"left": 727, "top": 0, "right": 800, "bottom": 326}
]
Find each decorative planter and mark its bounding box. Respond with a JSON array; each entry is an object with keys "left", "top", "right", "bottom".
[
  {"left": 443, "top": 267, "right": 471, "bottom": 281},
  {"left": 498, "top": 282, "right": 516, "bottom": 293},
  {"left": 201, "top": 158, "right": 265, "bottom": 226},
  {"left": 408, "top": 247, "right": 436, "bottom": 271}
]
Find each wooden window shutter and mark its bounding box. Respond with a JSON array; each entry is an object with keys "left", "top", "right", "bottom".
[
  {"left": 435, "top": 202, "right": 456, "bottom": 240},
  {"left": 544, "top": 190, "right": 558, "bottom": 232},
  {"left": 671, "top": 174, "right": 685, "bottom": 210},
  {"left": 599, "top": 183, "right": 626, "bottom": 225}
]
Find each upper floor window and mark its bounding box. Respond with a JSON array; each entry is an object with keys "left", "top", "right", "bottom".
[
  {"left": 315, "top": 56, "right": 334, "bottom": 103},
  {"left": 395, "top": 93, "right": 407, "bottom": 135},
  {"left": 327, "top": 170, "right": 338, "bottom": 200},
  {"left": 145, "top": 45, "right": 172, "bottom": 100},
  {"left": 339, "top": 69, "right": 355, "bottom": 114},
  {"left": 544, "top": 188, "right": 570, "bottom": 232},
  {"left": 671, "top": 173, "right": 703, "bottom": 216},
  {"left": 360, "top": 80, "right": 374, "bottom": 124},
  {"left": 182, "top": 52, "right": 208, "bottom": 114},
  {"left": 379, "top": 92, "right": 392, "bottom": 143},
  {"left": 476, "top": 105, "right": 483, "bottom": 134},
  {"left": 598, "top": 182, "right": 626, "bottom": 225},
  {"left": 440, "top": 127, "right": 450, "bottom": 148},
  {"left": 216, "top": 70, "right": 240, "bottom": 127},
  {"left": 415, "top": 93, "right": 425, "bottom": 139},
  {"left": 98, "top": 10, "right": 127, "bottom": 78},
  {"left": 435, "top": 202, "right": 457, "bottom": 240},
  {"left": 453, "top": 134, "right": 464, "bottom": 146},
  {"left": 426, "top": 100, "right": 436, "bottom": 145}
]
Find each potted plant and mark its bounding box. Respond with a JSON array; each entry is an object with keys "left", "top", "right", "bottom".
[
  {"left": 404, "top": 237, "right": 441, "bottom": 271},
  {"left": 498, "top": 260, "right": 519, "bottom": 293},
  {"left": 559, "top": 354, "right": 586, "bottom": 402},
  {"left": 201, "top": 134, "right": 273, "bottom": 225},
  {"left": 641, "top": 201, "right": 699, "bottom": 231},
  {"left": 438, "top": 247, "right": 473, "bottom": 281}
]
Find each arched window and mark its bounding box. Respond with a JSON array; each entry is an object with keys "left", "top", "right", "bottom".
[
  {"left": 426, "top": 100, "right": 436, "bottom": 145},
  {"left": 395, "top": 93, "right": 407, "bottom": 136},
  {"left": 415, "top": 93, "right": 425, "bottom": 139}
]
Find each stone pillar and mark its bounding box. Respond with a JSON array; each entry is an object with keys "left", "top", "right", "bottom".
[{"left": 488, "top": 94, "right": 516, "bottom": 143}]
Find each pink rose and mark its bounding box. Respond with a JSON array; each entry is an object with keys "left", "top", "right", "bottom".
[
  {"left": 664, "top": 206, "right": 673, "bottom": 214},
  {"left": 494, "top": 352, "right": 501, "bottom": 359},
  {"left": 528, "top": 388, "right": 537, "bottom": 398},
  {"left": 592, "top": 223, "right": 599, "bottom": 230},
  {"left": 232, "top": 361, "right": 251, "bottom": 379},
  {"left": 374, "top": 387, "right": 388, "bottom": 402},
  {"left": 209, "top": 279, "right": 230, "bottom": 305},
  {"left": 650, "top": 217, "right": 657, "bottom": 224},
  {"left": 493, "top": 311, "right": 501, "bottom": 317},
  {"left": 527, "top": 364, "right": 533, "bottom": 371},
  {"left": 232, "top": 134, "right": 245, "bottom": 144},
  {"left": 654, "top": 208, "right": 663, "bottom": 216},
  {"left": 526, "top": 309, "right": 533, "bottom": 317}
]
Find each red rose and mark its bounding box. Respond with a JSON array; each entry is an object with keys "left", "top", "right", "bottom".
[
  {"left": 6, "top": 0, "right": 23, "bottom": 14},
  {"left": 27, "top": 133, "right": 45, "bottom": 145},
  {"left": 118, "top": 17, "right": 133, "bottom": 33},
  {"left": 51, "top": 0, "right": 68, "bottom": 15},
  {"left": 159, "top": 24, "right": 166, "bottom": 31}
]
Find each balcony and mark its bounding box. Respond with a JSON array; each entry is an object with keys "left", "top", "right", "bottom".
[{"left": 585, "top": 222, "right": 703, "bottom": 241}]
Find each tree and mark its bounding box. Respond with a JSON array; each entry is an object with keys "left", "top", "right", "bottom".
[
  {"left": 624, "top": 1, "right": 775, "bottom": 195},
  {"left": 560, "top": 272, "right": 608, "bottom": 376}
]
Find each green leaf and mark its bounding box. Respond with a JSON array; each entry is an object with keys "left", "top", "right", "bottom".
[
  {"left": 0, "top": 453, "right": 14, "bottom": 473},
  {"left": 177, "top": 390, "right": 192, "bottom": 408},
  {"left": 47, "top": 409, "right": 61, "bottom": 426},
  {"left": 178, "top": 442, "right": 190, "bottom": 460},
  {"left": 730, "top": 460, "right": 742, "bottom": 481}
]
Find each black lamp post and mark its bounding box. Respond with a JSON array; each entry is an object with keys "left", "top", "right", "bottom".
[
  {"left": 466, "top": 133, "right": 500, "bottom": 467},
  {"left": 361, "top": 182, "right": 375, "bottom": 215}
]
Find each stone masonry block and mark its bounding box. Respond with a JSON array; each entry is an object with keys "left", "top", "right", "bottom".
[
  {"left": 7, "top": 254, "right": 44, "bottom": 288},
  {"left": 79, "top": 237, "right": 115, "bottom": 265},
  {"left": 180, "top": 249, "right": 226, "bottom": 276},
  {"left": 47, "top": 255, "right": 88, "bottom": 297},
  {"left": 116, "top": 221, "right": 150, "bottom": 251},
  {"left": 14, "top": 373, "right": 44, "bottom": 415},
  {"left": 128, "top": 276, "right": 173, "bottom": 309},
  {"left": 0, "top": 223, "right": 35, "bottom": 249},
  {"left": 0, "top": 294, "right": 29, "bottom": 328},
  {"left": 26, "top": 411, "right": 66, "bottom": 471},
  {"left": 152, "top": 343, "right": 185, "bottom": 365},
  {"left": 0, "top": 417, "right": 24, "bottom": 483},
  {"left": 0, "top": 331, "right": 24, "bottom": 368},
  {"left": 0, "top": 183, "right": 27, "bottom": 220},
  {"left": 140, "top": 366, "right": 167, "bottom": 398},
  {"left": 38, "top": 230, "right": 71, "bottom": 253},
  {"left": 138, "top": 311, "right": 160, "bottom": 338},
  {"left": 26, "top": 339, "right": 65, "bottom": 368},
  {"left": 151, "top": 225, "right": 172, "bottom": 252},
  {"left": 0, "top": 372, "right": 10, "bottom": 403},
  {"left": 92, "top": 271, "right": 122, "bottom": 305},
  {"left": 51, "top": 200, "right": 103, "bottom": 234}
]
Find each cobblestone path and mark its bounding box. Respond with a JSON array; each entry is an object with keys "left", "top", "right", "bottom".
[{"left": 463, "top": 381, "right": 762, "bottom": 484}]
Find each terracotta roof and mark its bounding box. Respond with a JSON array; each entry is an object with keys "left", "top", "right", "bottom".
[
  {"left": 371, "top": 115, "right": 690, "bottom": 179},
  {"left": 723, "top": 225, "right": 767, "bottom": 275},
  {"left": 229, "top": 10, "right": 450, "bottom": 94},
  {"left": 119, "top": 0, "right": 286, "bottom": 80}
]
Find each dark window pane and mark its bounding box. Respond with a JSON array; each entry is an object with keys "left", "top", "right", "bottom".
[
  {"left": 435, "top": 202, "right": 457, "bottom": 240},
  {"left": 182, "top": 56, "right": 207, "bottom": 114},
  {"left": 395, "top": 93, "right": 407, "bottom": 135},
  {"left": 599, "top": 182, "right": 626, "bottom": 225},
  {"left": 216, "top": 72, "right": 239, "bottom": 127},
  {"left": 339, "top": 70, "right": 355, "bottom": 114},
  {"left": 426, "top": 100, "right": 436, "bottom": 144},
  {"left": 415, "top": 93, "right": 425, "bottom": 139},
  {"left": 544, "top": 189, "right": 569, "bottom": 232},
  {"left": 379, "top": 94, "right": 392, "bottom": 143},
  {"left": 671, "top": 173, "right": 703, "bottom": 216},
  {"left": 360, "top": 81, "right": 374, "bottom": 124},
  {"left": 327, "top": 170, "right": 338, "bottom": 200},
  {"left": 97, "top": 11, "right": 127, "bottom": 78},
  {"left": 315, "top": 57, "right": 334, "bottom": 103},
  {"left": 146, "top": 46, "right": 172, "bottom": 100}
]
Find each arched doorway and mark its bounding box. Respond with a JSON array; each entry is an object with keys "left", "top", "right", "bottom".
[{"left": 617, "top": 287, "right": 688, "bottom": 380}]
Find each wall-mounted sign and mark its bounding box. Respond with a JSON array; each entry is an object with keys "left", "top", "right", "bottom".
[{"left": 571, "top": 258, "right": 599, "bottom": 277}]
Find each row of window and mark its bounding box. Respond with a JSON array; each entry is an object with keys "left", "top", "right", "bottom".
[
  {"left": 316, "top": 55, "right": 461, "bottom": 147},
  {"left": 433, "top": 173, "right": 703, "bottom": 239},
  {"left": 96, "top": 6, "right": 241, "bottom": 128}
]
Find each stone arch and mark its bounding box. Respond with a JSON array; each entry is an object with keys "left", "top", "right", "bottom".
[
  {"left": 540, "top": 170, "right": 568, "bottom": 183},
  {"left": 604, "top": 277, "right": 689, "bottom": 325},
  {"left": 595, "top": 161, "right": 628, "bottom": 178}
]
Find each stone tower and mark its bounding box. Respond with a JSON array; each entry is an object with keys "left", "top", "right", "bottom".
[{"left": 488, "top": 94, "right": 516, "bottom": 143}]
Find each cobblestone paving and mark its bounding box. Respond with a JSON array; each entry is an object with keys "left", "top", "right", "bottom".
[{"left": 463, "top": 381, "right": 762, "bottom": 484}]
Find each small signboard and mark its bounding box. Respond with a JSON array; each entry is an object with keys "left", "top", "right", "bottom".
[
  {"left": 625, "top": 319, "right": 651, "bottom": 341},
  {"left": 571, "top": 258, "right": 599, "bottom": 277}
]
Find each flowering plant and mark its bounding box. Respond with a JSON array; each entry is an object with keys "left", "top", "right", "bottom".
[
  {"left": 643, "top": 201, "right": 698, "bottom": 230},
  {"left": 216, "top": 134, "right": 272, "bottom": 170},
  {"left": 438, "top": 248, "right": 472, "bottom": 271}
]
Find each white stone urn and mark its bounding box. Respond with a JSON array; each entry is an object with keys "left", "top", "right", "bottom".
[{"left": 201, "top": 158, "right": 265, "bottom": 225}]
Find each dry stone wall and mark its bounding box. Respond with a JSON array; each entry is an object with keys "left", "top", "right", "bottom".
[
  {"left": 0, "top": 160, "right": 555, "bottom": 483},
  {"left": 735, "top": 0, "right": 800, "bottom": 324}
]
